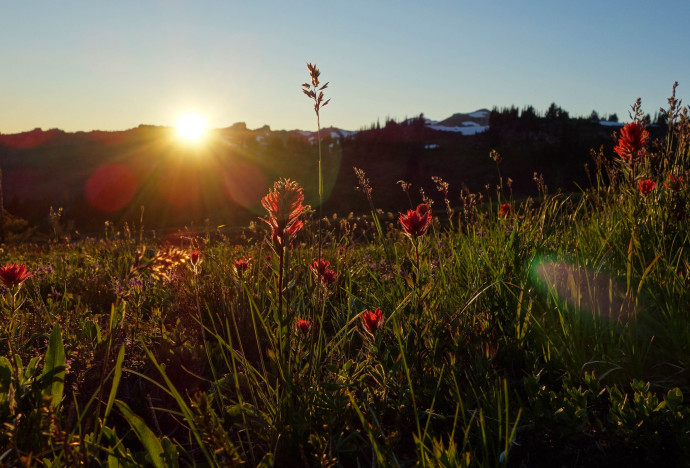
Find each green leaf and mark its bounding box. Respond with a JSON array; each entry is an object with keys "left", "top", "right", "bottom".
[
  {"left": 41, "top": 324, "right": 65, "bottom": 409},
  {"left": 664, "top": 387, "right": 683, "bottom": 412},
  {"left": 104, "top": 345, "right": 125, "bottom": 422},
  {"left": 108, "top": 455, "right": 125, "bottom": 468},
  {"left": 161, "top": 437, "right": 179, "bottom": 468},
  {"left": 115, "top": 399, "right": 165, "bottom": 468},
  {"left": 0, "top": 357, "right": 12, "bottom": 393},
  {"left": 24, "top": 356, "right": 41, "bottom": 382},
  {"left": 81, "top": 319, "right": 102, "bottom": 343}
]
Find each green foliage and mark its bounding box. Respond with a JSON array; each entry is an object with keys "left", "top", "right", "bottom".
[{"left": 41, "top": 324, "right": 65, "bottom": 410}]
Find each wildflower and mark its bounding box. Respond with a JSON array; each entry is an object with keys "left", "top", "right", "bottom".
[
  {"left": 638, "top": 179, "right": 656, "bottom": 196},
  {"left": 260, "top": 179, "right": 307, "bottom": 250},
  {"left": 354, "top": 167, "right": 373, "bottom": 200},
  {"left": 399, "top": 203, "right": 432, "bottom": 239},
  {"left": 190, "top": 250, "right": 201, "bottom": 266},
  {"left": 498, "top": 203, "right": 513, "bottom": 216},
  {"left": 0, "top": 264, "right": 33, "bottom": 289},
  {"left": 310, "top": 259, "right": 338, "bottom": 286},
  {"left": 37, "top": 265, "right": 54, "bottom": 276},
  {"left": 664, "top": 174, "right": 685, "bottom": 192},
  {"left": 614, "top": 122, "right": 649, "bottom": 162},
  {"left": 296, "top": 319, "right": 312, "bottom": 336},
  {"left": 362, "top": 308, "right": 384, "bottom": 334},
  {"left": 234, "top": 258, "right": 250, "bottom": 274}
]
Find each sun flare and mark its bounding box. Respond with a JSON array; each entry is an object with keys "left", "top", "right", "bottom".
[{"left": 176, "top": 113, "right": 206, "bottom": 141}]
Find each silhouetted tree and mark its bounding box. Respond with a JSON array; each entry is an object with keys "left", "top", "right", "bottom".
[
  {"left": 654, "top": 111, "right": 667, "bottom": 126},
  {"left": 545, "top": 103, "right": 569, "bottom": 121}
]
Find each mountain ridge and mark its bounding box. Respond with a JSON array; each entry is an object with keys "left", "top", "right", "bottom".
[{"left": 0, "top": 109, "right": 499, "bottom": 141}]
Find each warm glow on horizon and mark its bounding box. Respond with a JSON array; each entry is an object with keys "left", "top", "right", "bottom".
[{"left": 176, "top": 113, "right": 206, "bottom": 141}]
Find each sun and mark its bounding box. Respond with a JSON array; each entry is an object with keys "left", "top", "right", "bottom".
[{"left": 176, "top": 113, "right": 207, "bottom": 141}]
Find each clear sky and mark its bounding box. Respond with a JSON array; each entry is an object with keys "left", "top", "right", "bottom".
[{"left": 1, "top": 1, "right": 688, "bottom": 134}]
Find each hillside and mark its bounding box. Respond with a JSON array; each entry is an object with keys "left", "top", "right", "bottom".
[{"left": 0, "top": 110, "right": 636, "bottom": 233}]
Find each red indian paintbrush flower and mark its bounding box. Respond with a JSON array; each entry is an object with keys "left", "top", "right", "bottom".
[
  {"left": 310, "top": 259, "right": 338, "bottom": 286},
  {"left": 234, "top": 258, "right": 250, "bottom": 274},
  {"left": 0, "top": 264, "right": 33, "bottom": 288},
  {"left": 399, "top": 203, "right": 432, "bottom": 239},
  {"left": 498, "top": 203, "right": 513, "bottom": 216},
  {"left": 261, "top": 179, "right": 307, "bottom": 249},
  {"left": 362, "top": 308, "right": 384, "bottom": 334},
  {"left": 190, "top": 250, "right": 201, "bottom": 266},
  {"left": 614, "top": 122, "right": 649, "bottom": 162},
  {"left": 638, "top": 179, "right": 656, "bottom": 196},
  {"left": 664, "top": 174, "right": 685, "bottom": 192},
  {"left": 296, "top": 319, "right": 312, "bottom": 336}
]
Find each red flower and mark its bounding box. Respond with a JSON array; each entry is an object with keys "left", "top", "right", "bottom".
[
  {"left": 614, "top": 122, "right": 649, "bottom": 162},
  {"left": 0, "top": 264, "right": 33, "bottom": 288},
  {"left": 296, "top": 319, "right": 312, "bottom": 336},
  {"left": 310, "top": 259, "right": 338, "bottom": 286},
  {"left": 321, "top": 269, "right": 338, "bottom": 285},
  {"left": 638, "top": 179, "right": 656, "bottom": 196},
  {"left": 190, "top": 250, "right": 201, "bottom": 266},
  {"left": 234, "top": 258, "right": 250, "bottom": 274},
  {"left": 399, "top": 203, "right": 432, "bottom": 239},
  {"left": 362, "top": 308, "right": 384, "bottom": 334},
  {"left": 664, "top": 174, "right": 685, "bottom": 192},
  {"left": 260, "top": 179, "right": 307, "bottom": 249},
  {"left": 498, "top": 203, "right": 512, "bottom": 216}
]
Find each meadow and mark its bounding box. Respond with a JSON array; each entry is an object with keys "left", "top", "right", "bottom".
[{"left": 0, "top": 76, "right": 689, "bottom": 467}]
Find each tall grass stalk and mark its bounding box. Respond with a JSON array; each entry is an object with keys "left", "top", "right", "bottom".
[{"left": 303, "top": 63, "right": 330, "bottom": 259}]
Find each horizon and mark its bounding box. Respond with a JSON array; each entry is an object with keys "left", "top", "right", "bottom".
[
  {"left": 1, "top": 1, "right": 688, "bottom": 134},
  {"left": 0, "top": 105, "right": 625, "bottom": 136}
]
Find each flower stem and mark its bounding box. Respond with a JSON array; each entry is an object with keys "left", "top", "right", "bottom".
[
  {"left": 317, "top": 109, "right": 323, "bottom": 261},
  {"left": 277, "top": 247, "right": 285, "bottom": 360}
]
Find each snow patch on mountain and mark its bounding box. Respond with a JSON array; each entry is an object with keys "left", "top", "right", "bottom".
[
  {"left": 427, "top": 124, "right": 488, "bottom": 135},
  {"left": 468, "top": 109, "right": 490, "bottom": 118}
]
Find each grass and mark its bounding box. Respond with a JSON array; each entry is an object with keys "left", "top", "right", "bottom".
[{"left": 0, "top": 83, "right": 689, "bottom": 467}]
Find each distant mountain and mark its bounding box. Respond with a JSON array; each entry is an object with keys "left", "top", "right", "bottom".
[
  {"left": 0, "top": 109, "right": 640, "bottom": 235},
  {"left": 435, "top": 109, "right": 491, "bottom": 127},
  {"left": 425, "top": 109, "right": 491, "bottom": 135},
  {"left": 282, "top": 109, "right": 494, "bottom": 140}
]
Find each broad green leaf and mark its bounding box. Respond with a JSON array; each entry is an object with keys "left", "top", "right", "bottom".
[
  {"left": 24, "top": 356, "right": 41, "bottom": 381},
  {"left": 0, "top": 357, "right": 12, "bottom": 393},
  {"left": 41, "top": 324, "right": 65, "bottom": 409},
  {"left": 108, "top": 455, "right": 125, "bottom": 468},
  {"left": 161, "top": 437, "right": 179, "bottom": 468},
  {"left": 665, "top": 387, "right": 683, "bottom": 412},
  {"left": 115, "top": 399, "right": 165, "bottom": 468},
  {"left": 82, "top": 319, "right": 102, "bottom": 343}
]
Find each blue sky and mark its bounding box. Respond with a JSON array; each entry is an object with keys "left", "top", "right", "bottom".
[{"left": 1, "top": 1, "right": 688, "bottom": 133}]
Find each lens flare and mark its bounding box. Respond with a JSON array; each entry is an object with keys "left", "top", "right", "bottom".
[
  {"left": 530, "top": 257, "right": 632, "bottom": 322},
  {"left": 85, "top": 164, "right": 138, "bottom": 213}
]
